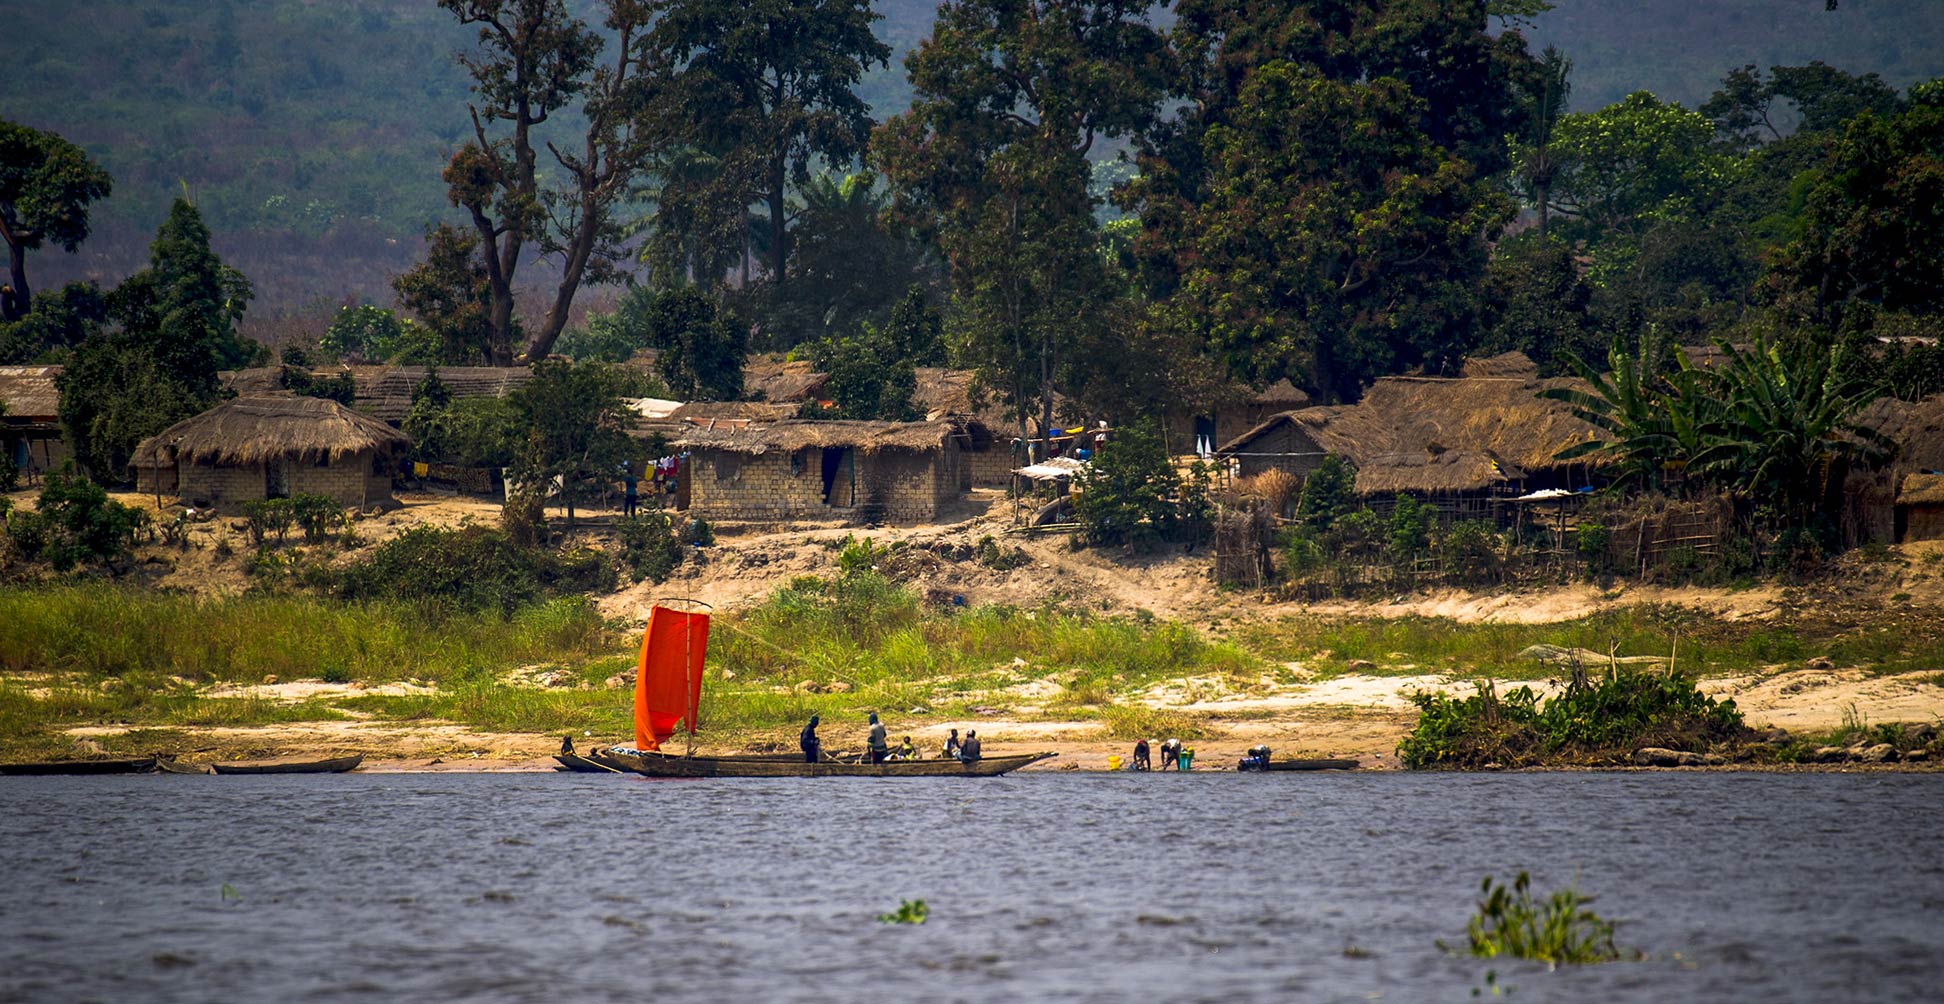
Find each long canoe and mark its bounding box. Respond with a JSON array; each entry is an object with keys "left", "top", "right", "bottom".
[
  {"left": 211, "top": 753, "right": 363, "bottom": 775},
  {"left": 555, "top": 753, "right": 623, "bottom": 773},
  {"left": 157, "top": 757, "right": 213, "bottom": 775},
  {"left": 599, "top": 747, "right": 1056, "bottom": 778},
  {"left": 1242, "top": 758, "right": 1359, "bottom": 772},
  {"left": 0, "top": 757, "right": 156, "bottom": 776}
]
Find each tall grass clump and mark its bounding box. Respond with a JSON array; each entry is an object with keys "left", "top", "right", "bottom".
[
  {"left": 0, "top": 585, "right": 614, "bottom": 685},
  {"left": 1398, "top": 670, "right": 1749, "bottom": 769},
  {"left": 1451, "top": 873, "right": 1626, "bottom": 967}
]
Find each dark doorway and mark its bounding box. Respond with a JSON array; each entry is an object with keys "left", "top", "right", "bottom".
[
  {"left": 265, "top": 459, "right": 290, "bottom": 499},
  {"left": 820, "top": 447, "right": 848, "bottom": 506}
]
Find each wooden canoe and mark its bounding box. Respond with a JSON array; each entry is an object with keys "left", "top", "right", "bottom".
[
  {"left": 599, "top": 747, "right": 1056, "bottom": 778},
  {"left": 555, "top": 753, "right": 624, "bottom": 773},
  {"left": 157, "top": 757, "right": 213, "bottom": 775},
  {"left": 210, "top": 753, "right": 363, "bottom": 775},
  {"left": 1242, "top": 758, "right": 1359, "bottom": 772},
  {"left": 0, "top": 757, "right": 156, "bottom": 775}
]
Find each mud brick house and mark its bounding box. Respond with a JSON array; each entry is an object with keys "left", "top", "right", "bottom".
[
  {"left": 132, "top": 395, "right": 411, "bottom": 511},
  {"left": 672, "top": 420, "right": 963, "bottom": 523},
  {"left": 0, "top": 365, "right": 66, "bottom": 478}
]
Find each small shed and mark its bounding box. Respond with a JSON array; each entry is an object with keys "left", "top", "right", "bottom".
[
  {"left": 673, "top": 420, "right": 962, "bottom": 524},
  {"left": 0, "top": 365, "right": 67, "bottom": 478},
  {"left": 132, "top": 395, "right": 412, "bottom": 511},
  {"left": 1897, "top": 473, "right": 1944, "bottom": 542}
]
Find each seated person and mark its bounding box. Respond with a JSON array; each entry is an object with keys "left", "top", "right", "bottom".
[
  {"left": 895, "top": 736, "right": 916, "bottom": 760},
  {"left": 958, "top": 730, "right": 982, "bottom": 763}
]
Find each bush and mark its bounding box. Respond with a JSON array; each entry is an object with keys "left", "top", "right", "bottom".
[
  {"left": 976, "top": 535, "right": 1028, "bottom": 571},
  {"left": 288, "top": 493, "right": 345, "bottom": 544},
  {"left": 1398, "top": 670, "right": 1748, "bottom": 769},
  {"left": 617, "top": 511, "right": 684, "bottom": 583},
  {"left": 1456, "top": 873, "right": 1624, "bottom": 966},
  {"left": 1387, "top": 495, "right": 1434, "bottom": 568},
  {"left": 1438, "top": 521, "right": 1503, "bottom": 585},
  {"left": 1575, "top": 522, "right": 1614, "bottom": 577},
  {"left": 501, "top": 490, "right": 548, "bottom": 549},
  {"left": 0, "top": 456, "right": 18, "bottom": 494},
  {"left": 335, "top": 525, "right": 615, "bottom": 616},
  {"left": 687, "top": 517, "right": 714, "bottom": 547},
  {"left": 27, "top": 469, "right": 148, "bottom": 571},
  {"left": 1296, "top": 455, "right": 1357, "bottom": 529},
  {"left": 242, "top": 498, "right": 295, "bottom": 546}
]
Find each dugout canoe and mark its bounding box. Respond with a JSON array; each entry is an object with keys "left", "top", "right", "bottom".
[
  {"left": 0, "top": 757, "right": 156, "bottom": 776},
  {"left": 1244, "top": 758, "right": 1359, "bottom": 772},
  {"left": 598, "top": 747, "right": 1056, "bottom": 778},
  {"left": 556, "top": 753, "right": 624, "bottom": 773},
  {"left": 157, "top": 757, "right": 214, "bottom": 775},
  {"left": 210, "top": 753, "right": 364, "bottom": 775}
]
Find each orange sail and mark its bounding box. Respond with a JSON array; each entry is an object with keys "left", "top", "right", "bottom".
[{"left": 634, "top": 605, "right": 709, "bottom": 750}]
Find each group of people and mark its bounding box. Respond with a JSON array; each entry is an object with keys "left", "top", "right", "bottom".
[
  {"left": 1129, "top": 738, "right": 1193, "bottom": 771},
  {"left": 799, "top": 713, "right": 982, "bottom": 765}
]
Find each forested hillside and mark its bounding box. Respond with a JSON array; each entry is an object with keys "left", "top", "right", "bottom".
[{"left": 4, "top": 0, "right": 1942, "bottom": 320}]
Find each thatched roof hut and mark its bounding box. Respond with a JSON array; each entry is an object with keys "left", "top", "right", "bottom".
[
  {"left": 674, "top": 418, "right": 963, "bottom": 524},
  {"left": 133, "top": 395, "right": 411, "bottom": 510},
  {"left": 1218, "top": 356, "right": 1606, "bottom": 496},
  {"left": 742, "top": 357, "right": 830, "bottom": 403},
  {"left": 670, "top": 419, "right": 956, "bottom": 455},
  {"left": 0, "top": 364, "right": 67, "bottom": 475}
]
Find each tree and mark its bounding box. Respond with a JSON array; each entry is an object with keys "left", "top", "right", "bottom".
[
  {"left": 57, "top": 199, "right": 255, "bottom": 481},
  {"left": 1508, "top": 46, "right": 1573, "bottom": 237},
  {"left": 1766, "top": 81, "right": 1944, "bottom": 331},
  {"left": 645, "top": 0, "right": 890, "bottom": 296},
  {"left": 0, "top": 280, "right": 105, "bottom": 364},
  {"left": 804, "top": 327, "right": 916, "bottom": 421},
  {"left": 641, "top": 285, "right": 746, "bottom": 400},
  {"left": 1483, "top": 235, "right": 1597, "bottom": 373},
  {"left": 875, "top": 0, "right": 1164, "bottom": 448},
  {"left": 321, "top": 304, "right": 427, "bottom": 363},
  {"left": 1547, "top": 92, "right": 1730, "bottom": 248},
  {"left": 505, "top": 358, "right": 638, "bottom": 525},
  {"left": 765, "top": 173, "right": 939, "bottom": 347},
  {"left": 883, "top": 283, "right": 944, "bottom": 367},
  {"left": 437, "top": 0, "right": 664, "bottom": 363},
  {"left": 0, "top": 121, "right": 112, "bottom": 322},
  {"left": 1702, "top": 61, "right": 1903, "bottom": 148},
  {"left": 1125, "top": 0, "right": 1532, "bottom": 402},
  {"left": 1072, "top": 418, "right": 1178, "bottom": 548},
  {"left": 392, "top": 222, "right": 495, "bottom": 364}
]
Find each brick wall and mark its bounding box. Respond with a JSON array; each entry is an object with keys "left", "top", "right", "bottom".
[
  {"left": 964, "top": 445, "right": 1015, "bottom": 488},
  {"left": 687, "top": 445, "right": 957, "bottom": 524},
  {"left": 174, "top": 450, "right": 394, "bottom": 512}
]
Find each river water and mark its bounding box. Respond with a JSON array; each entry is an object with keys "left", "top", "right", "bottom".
[{"left": 2, "top": 771, "right": 1939, "bottom": 1003}]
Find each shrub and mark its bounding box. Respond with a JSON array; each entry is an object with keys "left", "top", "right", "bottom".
[
  {"left": 28, "top": 469, "right": 148, "bottom": 571},
  {"left": 1398, "top": 670, "right": 1748, "bottom": 769},
  {"left": 1387, "top": 495, "right": 1434, "bottom": 568},
  {"left": 687, "top": 517, "right": 714, "bottom": 547},
  {"left": 1072, "top": 419, "right": 1177, "bottom": 548},
  {"left": 1439, "top": 521, "right": 1503, "bottom": 584},
  {"left": 837, "top": 535, "right": 884, "bottom": 575},
  {"left": 1575, "top": 522, "right": 1613, "bottom": 577},
  {"left": 616, "top": 511, "right": 684, "bottom": 583},
  {"left": 976, "top": 535, "right": 1028, "bottom": 571},
  {"left": 1278, "top": 527, "right": 1327, "bottom": 578},
  {"left": 242, "top": 498, "right": 295, "bottom": 546},
  {"left": 288, "top": 493, "right": 344, "bottom": 544},
  {"left": 1455, "top": 873, "right": 1624, "bottom": 966},
  {"left": 335, "top": 525, "right": 614, "bottom": 616},
  {"left": 0, "top": 456, "right": 18, "bottom": 494},
  {"left": 1296, "top": 455, "right": 1358, "bottom": 529},
  {"left": 501, "top": 490, "right": 548, "bottom": 549}
]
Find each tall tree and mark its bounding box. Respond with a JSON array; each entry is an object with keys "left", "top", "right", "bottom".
[
  {"left": 1509, "top": 46, "right": 1572, "bottom": 237},
  {"left": 0, "top": 121, "right": 112, "bottom": 322},
  {"left": 1542, "top": 92, "right": 1729, "bottom": 253},
  {"left": 506, "top": 359, "right": 638, "bottom": 526},
  {"left": 645, "top": 0, "right": 890, "bottom": 295},
  {"left": 641, "top": 284, "right": 746, "bottom": 400},
  {"left": 1126, "top": 0, "right": 1532, "bottom": 402},
  {"left": 875, "top": 0, "right": 1164, "bottom": 448},
  {"left": 57, "top": 199, "right": 255, "bottom": 481},
  {"left": 437, "top": 0, "right": 664, "bottom": 364}
]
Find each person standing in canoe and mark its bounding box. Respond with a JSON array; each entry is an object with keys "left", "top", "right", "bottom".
[
  {"left": 866, "top": 712, "right": 889, "bottom": 764},
  {"left": 958, "top": 730, "right": 982, "bottom": 763},
  {"left": 800, "top": 715, "right": 822, "bottom": 763}
]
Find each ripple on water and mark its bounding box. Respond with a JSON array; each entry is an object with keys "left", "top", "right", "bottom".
[{"left": 0, "top": 772, "right": 1940, "bottom": 1003}]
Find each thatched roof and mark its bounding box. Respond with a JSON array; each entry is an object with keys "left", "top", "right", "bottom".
[
  {"left": 1461, "top": 351, "right": 1542, "bottom": 379},
  {"left": 221, "top": 366, "right": 534, "bottom": 422},
  {"left": 1898, "top": 473, "right": 1944, "bottom": 506},
  {"left": 0, "top": 365, "right": 61, "bottom": 420},
  {"left": 671, "top": 400, "right": 796, "bottom": 423},
  {"left": 1250, "top": 378, "right": 1310, "bottom": 407},
  {"left": 1219, "top": 364, "right": 1606, "bottom": 493},
  {"left": 742, "top": 357, "right": 830, "bottom": 403},
  {"left": 672, "top": 419, "right": 955, "bottom": 455},
  {"left": 134, "top": 394, "right": 412, "bottom": 467},
  {"left": 1860, "top": 393, "right": 1944, "bottom": 474}
]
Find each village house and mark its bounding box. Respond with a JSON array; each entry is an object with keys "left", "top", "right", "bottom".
[
  {"left": 1851, "top": 392, "right": 1944, "bottom": 544},
  {"left": 1216, "top": 353, "right": 1606, "bottom": 517},
  {"left": 0, "top": 365, "right": 66, "bottom": 479},
  {"left": 668, "top": 419, "right": 963, "bottom": 524},
  {"left": 132, "top": 395, "right": 411, "bottom": 511}
]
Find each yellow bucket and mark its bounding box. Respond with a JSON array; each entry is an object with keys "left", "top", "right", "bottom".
[{"left": 1107, "top": 755, "right": 1122, "bottom": 771}]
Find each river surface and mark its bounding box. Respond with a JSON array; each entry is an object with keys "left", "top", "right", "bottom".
[{"left": 2, "top": 771, "right": 1940, "bottom": 1003}]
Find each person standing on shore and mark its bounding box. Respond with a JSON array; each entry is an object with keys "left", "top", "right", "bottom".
[
  {"left": 800, "top": 715, "right": 821, "bottom": 763},
  {"left": 958, "top": 730, "right": 982, "bottom": 763},
  {"left": 866, "top": 712, "right": 889, "bottom": 764}
]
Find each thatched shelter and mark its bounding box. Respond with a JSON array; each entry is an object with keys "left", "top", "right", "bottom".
[
  {"left": 1896, "top": 474, "right": 1944, "bottom": 542},
  {"left": 0, "top": 365, "right": 66, "bottom": 478},
  {"left": 133, "top": 395, "right": 411, "bottom": 511},
  {"left": 1218, "top": 354, "right": 1606, "bottom": 508},
  {"left": 1846, "top": 393, "right": 1944, "bottom": 543},
  {"left": 670, "top": 419, "right": 963, "bottom": 523},
  {"left": 742, "top": 357, "right": 830, "bottom": 404}
]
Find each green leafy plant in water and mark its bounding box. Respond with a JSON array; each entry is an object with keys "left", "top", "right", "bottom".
[
  {"left": 1451, "top": 872, "right": 1623, "bottom": 967},
  {"left": 877, "top": 899, "right": 929, "bottom": 925},
  {"left": 219, "top": 882, "right": 242, "bottom": 902}
]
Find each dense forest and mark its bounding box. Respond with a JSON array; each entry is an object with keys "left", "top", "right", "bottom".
[{"left": 4, "top": 0, "right": 1941, "bottom": 319}]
